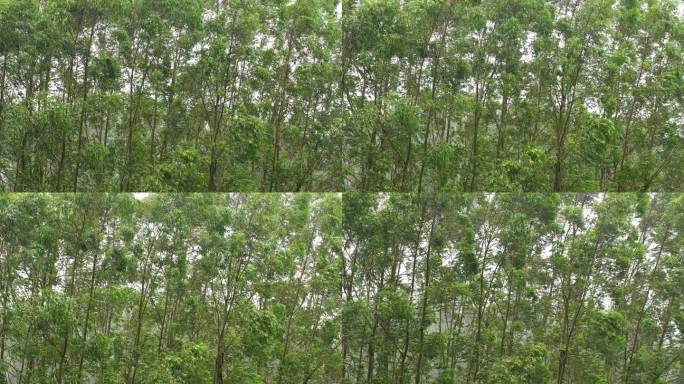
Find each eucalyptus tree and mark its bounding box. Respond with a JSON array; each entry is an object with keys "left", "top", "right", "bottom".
[
  {"left": 339, "top": 0, "right": 683, "bottom": 192},
  {"left": 337, "top": 192, "right": 683, "bottom": 384},
  {"left": 0, "top": 0, "right": 682, "bottom": 191},
  {"left": 1, "top": 193, "right": 684, "bottom": 383}
]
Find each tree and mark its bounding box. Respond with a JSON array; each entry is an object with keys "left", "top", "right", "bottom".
[{"left": 0, "top": 0, "right": 680, "bottom": 191}]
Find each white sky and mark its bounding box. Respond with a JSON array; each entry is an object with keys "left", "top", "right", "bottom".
[{"left": 133, "top": 193, "right": 150, "bottom": 200}]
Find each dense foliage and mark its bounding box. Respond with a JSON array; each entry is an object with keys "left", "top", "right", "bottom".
[
  {"left": 0, "top": 193, "right": 682, "bottom": 383},
  {"left": 0, "top": 0, "right": 682, "bottom": 191}
]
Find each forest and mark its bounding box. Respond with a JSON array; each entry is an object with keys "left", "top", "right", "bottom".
[
  {"left": 0, "top": 193, "right": 682, "bottom": 383},
  {"left": 0, "top": 0, "right": 682, "bottom": 192}
]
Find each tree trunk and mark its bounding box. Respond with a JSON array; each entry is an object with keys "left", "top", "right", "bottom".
[
  {"left": 415, "top": 217, "right": 436, "bottom": 384},
  {"left": 73, "top": 22, "right": 97, "bottom": 191}
]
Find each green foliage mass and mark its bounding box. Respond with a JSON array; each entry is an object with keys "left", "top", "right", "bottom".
[
  {"left": 0, "top": 193, "right": 682, "bottom": 383},
  {"left": 0, "top": 0, "right": 681, "bottom": 192}
]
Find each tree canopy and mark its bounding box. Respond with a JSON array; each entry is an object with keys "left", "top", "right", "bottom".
[
  {"left": 1, "top": 193, "right": 682, "bottom": 383},
  {"left": 0, "top": 0, "right": 681, "bottom": 192}
]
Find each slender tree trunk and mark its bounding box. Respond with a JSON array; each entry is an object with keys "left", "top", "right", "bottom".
[
  {"left": 213, "top": 291, "right": 235, "bottom": 384},
  {"left": 213, "top": 325, "right": 226, "bottom": 384},
  {"left": 497, "top": 90, "right": 508, "bottom": 158},
  {"left": 269, "top": 30, "right": 294, "bottom": 192},
  {"left": 415, "top": 217, "right": 436, "bottom": 384},
  {"left": 398, "top": 206, "right": 426, "bottom": 383},
  {"left": 73, "top": 22, "right": 97, "bottom": 191},
  {"left": 56, "top": 327, "right": 70, "bottom": 384},
  {"left": 0, "top": 247, "right": 12, "bottom": 360},
  {"left": 158, "top": 280, "right": 171, "bottom": 353},
  {"left": 122, "top": 42, "right": 149, "bottom": 192},
  {"left": 77, "top": 240, "right": 100, "bottom": 382},
  {"left": 469, "top": 82, "right": 482, "bottom": 192},
  {"left": 624, "top": 239, "right": 666, "bottom": 383},
  {"left": 0, "top": 53, "right": 7, "bottom": 128},
  {"left": 150, "top": 92, "right": 159, "bottom": 171},
  {"left": 129, "top": 286, "right": 145, "bottom": 384},
  {"left": 500, "top": 271, "right": 513, "bottom": 355},
  {"left": 367, "top": 257, "right": 386, "bottom": 383}
]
